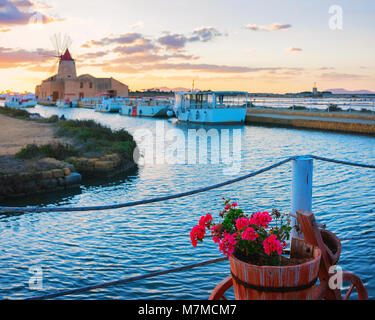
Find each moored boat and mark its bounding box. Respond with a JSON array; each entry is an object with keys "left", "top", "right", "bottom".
[
  {"left": 173, "top": 91, "right": 248, "bottom": 124},
  {"left": 94, "top": 97, "right": 125, "bottom": 113},
  {"left": 4, "top": 95, "right": 37, "bottom": 108},
  {"left": 120, "top": 96, "right": 173, "bottom": 118}
]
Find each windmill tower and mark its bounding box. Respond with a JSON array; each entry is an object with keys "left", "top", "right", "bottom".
[{"left": 50, "top": 34, "right": 76, "bottom": 79}]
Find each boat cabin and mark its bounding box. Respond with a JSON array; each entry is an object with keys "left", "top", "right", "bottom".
[{"left": 175, "top": 91, "right": 248, "bottom": 110}]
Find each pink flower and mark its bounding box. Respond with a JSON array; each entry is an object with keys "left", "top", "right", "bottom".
[
  {"left": 232, "top": 203, "right": 238, "bottom": 207},
  {"left": 210, "top": 224, "right": 223, "bottom": 243},
  {"left": 190, "top": 225, "right": 206, "bottom": 247},
  {"left": 263, "top": 234, "right": 283, "bottom": 256},
  {"left": 235, "top": 217, "right": 250, "bottom": 230},
  {"left": 241, "top": 227, "right": 259, "bottom": 241},
  {"left": 219, "top": 232, "right": 237, "bottom": 257},
  {"left": 249, "top": 211, "right": 272, "bottom": 228},
  {"left": 199, "top": 214, "right": 213, "bottom": 228},
  {"left": 224, "top": 204, "right": 230, "bottom": 211}
]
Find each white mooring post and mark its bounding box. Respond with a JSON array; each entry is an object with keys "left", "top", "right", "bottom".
[{"left": 291, "top": 156, "right": 313, "bottom": 240}]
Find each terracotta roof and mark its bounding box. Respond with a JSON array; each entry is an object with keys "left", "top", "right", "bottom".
[{"left": 60, "top": 49, "right": 73, "bottom": 61}]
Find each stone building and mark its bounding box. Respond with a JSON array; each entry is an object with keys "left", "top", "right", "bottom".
[{"left": 35, "top": 49, "right": 128, "bottom": 102}]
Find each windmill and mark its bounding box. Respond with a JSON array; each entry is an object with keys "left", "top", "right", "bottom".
[{"left": 39, "top": 33, "right": 73, "bottom": 77}]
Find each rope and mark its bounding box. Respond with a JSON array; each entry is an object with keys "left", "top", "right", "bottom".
[
  {"left": 0, "top": 156, "right": 296, "bottom": 214},
  {"left": 26, "top": 257, "right": 228, "bottom": 300},
  {"left": 309, "top": 155, "right": 375, "bottom": 169}
]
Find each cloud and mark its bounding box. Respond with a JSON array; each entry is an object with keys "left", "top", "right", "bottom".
[
  {"left": 99, "top": 59, "right": 300, "bottom": 74},
  {"left": 158, "top": 26, "right": 223, "bottom": 50},
  {"left": 245, "top": 23, "right": 292, "bottom": 31},
  {"left": 112, "top": 39, "right": 158, "bottom": 55},
  {"left": 0, "top": 0, "right": 61, "bottom": 27},
  {"left": 0, "top": 46, "right": 55, "bottom": 68},
  {"left": 82, "top": 33, "right": 143, "bottom": 47},
  {"left": 190, "top": 26, "right": 223, "bottom": 42},
  {"left": 286, "top": 47, "right": 302, "bottom": 52},
  {"left": 129, "top": 20, "right": 144, "bottom": 30},
  {"left": 158, "top": 33, "right": 188, "bottom": 50},
  {"left": 319, "top": 72, "right": 368, "bottom": 80}
]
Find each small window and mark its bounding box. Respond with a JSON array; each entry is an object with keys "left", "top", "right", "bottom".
[
  {"left": 80, "top": 82, "right": 83, "bottom": 88},
  {"left": 89, "top": 82, "right": 93, "bottom": 89}
]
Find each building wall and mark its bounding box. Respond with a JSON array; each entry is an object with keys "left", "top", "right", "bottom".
[{"left": 35, "top": 64, "right": 128, "bottom": 101}]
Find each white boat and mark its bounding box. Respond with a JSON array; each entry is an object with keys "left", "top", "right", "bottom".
[
  {"left": 94, "top": 97, "right": 125, "bottom": 113},
  {"left": 4, "top": 95, "right": 37, "bottom": 108},
  {"left": 120, "top": 96, "right": 173, "bottom": 118},
  {"left": 173, "top": 91, "right": 248, "bottom": 124}
]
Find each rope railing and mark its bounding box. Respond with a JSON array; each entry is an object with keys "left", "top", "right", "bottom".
[
  {"left": 2, "top": 154, "right": 374, "bottom": 300},
  {"left": 0, "top": 156, "right": 296, "bottom": 214},
  {"left": 1, "top": 154, "right": 374, "bottom": 214}
]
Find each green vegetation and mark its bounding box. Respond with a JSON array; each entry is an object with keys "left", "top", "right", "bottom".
[
  {"left": 0, "top": 106, "right": 30, "bottom": 119},
  {"left": 16, "top": 143, "right": 81, "bottom": 160},
  {"left": 56, "top": 119, "right": 136, "bottom": 160}
]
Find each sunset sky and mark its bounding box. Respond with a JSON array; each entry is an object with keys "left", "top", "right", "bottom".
[{"left": 0, "top": 0, "right": 374, "bottom": 93}]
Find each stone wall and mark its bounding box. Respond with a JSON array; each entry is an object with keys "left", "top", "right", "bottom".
[
  {"left": 67, "top": 153, "right": 136, "bottom": 178},
  {"left": 0, "top": 167, "right": 81, "bottom": 201}
]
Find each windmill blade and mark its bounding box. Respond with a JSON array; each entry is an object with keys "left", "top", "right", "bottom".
[
  {"left": 50, "top": 33, "right": 60, "bottom": 56},
  {"left": 61, "top": 34, "right": 73, "bottom": 53}
]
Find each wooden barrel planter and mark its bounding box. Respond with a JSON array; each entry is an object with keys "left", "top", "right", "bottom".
[{"left": 229, "top": 245, "right": 321, "bottom": 300}]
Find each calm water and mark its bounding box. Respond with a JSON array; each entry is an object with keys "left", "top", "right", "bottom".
[{"left": 1, "top": 105, "right": 374, "bottom": 300}]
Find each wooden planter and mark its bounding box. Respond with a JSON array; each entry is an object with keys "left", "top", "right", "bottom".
[{"left": 229, "top": 245, "right": 321, "bottom": 300}]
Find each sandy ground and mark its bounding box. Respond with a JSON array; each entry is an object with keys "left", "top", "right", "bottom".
[{"left": 0, "top": 114, "right": 64, "bottom": 156}]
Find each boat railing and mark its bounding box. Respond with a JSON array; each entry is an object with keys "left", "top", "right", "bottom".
[{"left": 2, "top": 154, "right": 374, "bottom": 300}]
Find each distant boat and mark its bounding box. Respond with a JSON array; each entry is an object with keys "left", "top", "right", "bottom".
[
  {"left": 4, "top": 95, "right": 37, "bottom": 108},
  {"left": 94, "top": 96, "right": 125, "bottom": 113},
  {"left": 173, "top": 91, "right": 248, "bottom": 124},
  {"left": 120, "top": 96, "right": 174, "bottom": 118}
]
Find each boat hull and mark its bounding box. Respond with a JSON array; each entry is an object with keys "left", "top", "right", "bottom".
[
  {"left": 175, "top": 108, "right": 247, "bottom": 124},
  {"left": 120, "top": 105, "right": 170, "bottom": 118},
  {"left": 4, "top": 101, "right": 37, "bottom": 108}
]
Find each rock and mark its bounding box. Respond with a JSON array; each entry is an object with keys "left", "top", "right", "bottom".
[
  {"left": 51, "top": 169, "right": 64, "bottom": 178},
  {"left": 41, "top": 170, "right": 53, "bottom": 179}
]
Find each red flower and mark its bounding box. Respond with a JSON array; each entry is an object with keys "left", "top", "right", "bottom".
[
  {"left": 190, "top": 225, "right": 206, "bottom": 247},
  {"left": 199, "top": 214, "right": 213, "bottom": 228},
  {"left": 218, "top": 232, "right": 237, "bottom": 257},
  {"left": 263, "top": 234, "right": 283, "bottom": 255},
  {"left": 210, "top": 224, "right": 223, "bottom": 243},
  {"left": 235, "top": 217, "right": 250, "bottom": 230},
  {"left": 249, "top": 211, "right": 272, "bottom": 228},
  {"left": 241, "top": 227, "right": 259, "bottom": 241}
]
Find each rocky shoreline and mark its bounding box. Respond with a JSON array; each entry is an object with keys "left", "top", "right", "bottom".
[{"left": 0, "top": 112, "right": 137, "bottom": 201}]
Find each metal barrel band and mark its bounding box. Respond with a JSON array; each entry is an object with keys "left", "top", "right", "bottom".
[{"left": 230, "top": 272, "right": 318, "bottom": 293}]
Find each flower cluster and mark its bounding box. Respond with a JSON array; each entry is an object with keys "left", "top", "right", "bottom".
[
  {"left": 218, "top": 232, "right": 237, "bottom": 257},
  {"left": 190, "top": 214, "right": 213, "bottom": 247},
  {"left": 190, "top": 199, "right": 292, "bottom": 266},
  {"left": 250, "top": 211, "right": 273, "bottom": 228},
  {"left": 263, "top": 234, "right": 284, "bottom": 255}
]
